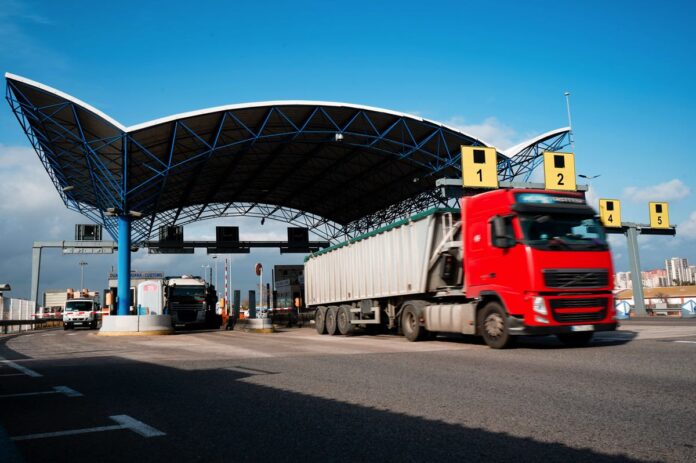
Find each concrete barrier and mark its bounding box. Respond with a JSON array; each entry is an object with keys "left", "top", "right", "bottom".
[
  {"left": 98, "top": 315, "right": 174, "bottom": 336},
  {"left": 236, "top": 318, "right": 274, "bottom": 334}
]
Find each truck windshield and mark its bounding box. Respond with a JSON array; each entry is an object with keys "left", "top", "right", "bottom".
[
  {"left": 519, "top": 215, "right": 608, "bottom": 251},
  {"left": 65, "top": 301, "right": 95, "bottom": 311},
  {"left": 170, "top": 286, "right": 205, "bottom": 303}
]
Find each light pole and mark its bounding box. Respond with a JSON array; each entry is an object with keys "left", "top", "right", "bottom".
[
  {"left": 79, "top": 260, "right": 88, "bottom": 290},
  {"left": 564, "top": 91, "right": 575, "bottom": 152},
  {"left": 212, "top": 255, "right": 218, "bottom": 289},
  {"left": 201, "top": 264, "right": 210, "bottom": 283}
]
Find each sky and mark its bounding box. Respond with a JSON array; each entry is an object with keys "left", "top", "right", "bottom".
[{"left": 1, "top": 0, "right": 695, "bottom": 301}]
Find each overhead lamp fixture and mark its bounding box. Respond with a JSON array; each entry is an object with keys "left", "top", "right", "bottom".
[
  {"left": 335, "top": 133, "right": 344, "bottom": 142},
  {"left": 128, "top": 210, "right": 143, "bottom": 218},
  {"left": 0, "top": 283, "right": 11, "bottom": 292},
  {"left": 261, "top": 217, "right": 266, "bottom": 225},
  {"left": 578, "top": 174, "right": 601, "bottom": 180},
  {"left": 62, "top": 185, "right": 75, "bottom": 192}
]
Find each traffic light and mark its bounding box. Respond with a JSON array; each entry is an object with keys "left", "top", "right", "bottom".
[
  {"left": 461, "top": 146, "right": 498, "bottom": 188},
  {"left": 649, "top": 202, "right": 669, "bottom": 229},
  {"left": 543, "top": 151, "right": 576, "bottom": 191},
  {"left": 599, "top": 199, "right": 622, "bottom": 228}
]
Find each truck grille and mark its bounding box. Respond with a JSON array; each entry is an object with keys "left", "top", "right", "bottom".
[
  {"left": 549, "top": 298, "right": 608, "bottom": 323},
  {"left": 543, "top": 269, "right": 608, "bottom": 288},
  {"left": 176, "top": 310, "right": 198, "bottom": 322}
]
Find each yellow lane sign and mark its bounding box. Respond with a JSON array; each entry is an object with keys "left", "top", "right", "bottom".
[
  {"left": 599, "top": 199, "right": 622, "bottom": 228},
  {"left": 543, "top": 151, "right": 576, "bottom": 191},
  {"left": 461, "top": 146, "right": 498, "bottom": 189}
]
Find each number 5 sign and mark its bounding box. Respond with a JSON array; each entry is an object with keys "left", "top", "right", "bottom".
[
  {"left": 461, "top": 146, "right": 498, "bottom": 189},
  {"left": 543, "top": 151, "right": 576, "bottom": 191},
  {"left": 649, "top": 202, "right": 669, "bottom": 229}
]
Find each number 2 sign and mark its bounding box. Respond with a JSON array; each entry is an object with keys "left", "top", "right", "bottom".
[{"left": 543, "top": 151, "right": 576, "bottom": 191}]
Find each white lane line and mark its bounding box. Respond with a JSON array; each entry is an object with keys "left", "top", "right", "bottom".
[
  {"left": 67, "top": 333, "right": 79, "bottom": 336},
  {"left": 11, "top": 415, "right": 165, "bottom": 441},
  {"left": 110, "top": 415, "right": 166, "bottom": 437},
  {"left": 0, "top": 356, "right": 42, "bottom": 377},
  {"left": 41, "top": 334, "right": 56, "bottom": 336},
  {"left": 0, "top": 373, "right": 25, "bottom": 377},
  {"left": 673, "top": 340, "right": 696, "bottom": 344},
  {"left": 0, "top": 386, "right": 82, "bottom": 399}
]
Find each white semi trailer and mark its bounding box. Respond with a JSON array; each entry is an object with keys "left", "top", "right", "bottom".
[{"left": 305, "top": 208, "right": 464, "bottom": 340}]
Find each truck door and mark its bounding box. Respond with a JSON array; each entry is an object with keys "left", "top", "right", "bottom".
[{"left": 469, "top": 214, "right": 528, "bottom": 309}]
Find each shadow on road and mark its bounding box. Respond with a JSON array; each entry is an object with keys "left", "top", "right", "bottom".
[{"left": 0, "top": 349, "right": 644, "bottom": 462}]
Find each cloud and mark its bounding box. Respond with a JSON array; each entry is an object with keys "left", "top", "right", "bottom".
[
  {"left": 678, "top": 211, "right": 696, "bottom": 240},
  {"left": 622, "top": 179, "right": 690, "bottom": 202},
  {"left": 0, "top": 144, "right": 64, "bottom": 215},
  {"left": 445, "top": 116, "right": 518, "bottom": 149}
]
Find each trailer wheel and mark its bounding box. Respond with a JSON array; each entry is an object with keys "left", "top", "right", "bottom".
[
  {"left": 401, "top": 304, "right": 426, "bottom": 342},
  {"left": 315, "top": 306, "right": 328, "bottom": 335},
  {"left": 479, "top": 302, "right": 513, "bottom": 349},
  {"left": 556, "top": 332, "right": 593, "bottom": 347},
  {"left": 337, "top": 305, "right": 355, "bottom": 336},
  {"left": 325, "top": 306, "right": 338, "bottom": 335}
]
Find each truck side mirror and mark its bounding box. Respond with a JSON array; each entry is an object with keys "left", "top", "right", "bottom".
[{"left": 491, "top": 216, "right": 515, "bottom": 249}]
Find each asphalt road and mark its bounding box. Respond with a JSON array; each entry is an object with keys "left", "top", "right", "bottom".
[{"left": 1, "top": 320, "right": 696, "bottom": 462}]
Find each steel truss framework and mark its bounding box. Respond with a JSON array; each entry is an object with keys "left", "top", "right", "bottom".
[{"left": 6, "top": 75, "right": 570, "bottom": 244}]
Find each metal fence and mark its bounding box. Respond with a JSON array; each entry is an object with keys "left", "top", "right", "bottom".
[{"left": 1, "top": 297, "right": 36, "bottom": 334}]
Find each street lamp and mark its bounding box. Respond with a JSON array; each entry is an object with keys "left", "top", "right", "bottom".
[
  {"left": 579, "top": 174, "right": 601, "bottom": 180},
  {"left": 79, "top": 260, "right": 88, "bottom": 290},
  {"left": 201, "top": 264, "right": 210, "bottom": 283},
  {"left": 212, "top": 255, "right": 218, "bottom": 289}
]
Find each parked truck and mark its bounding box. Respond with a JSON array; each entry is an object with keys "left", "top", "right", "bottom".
[
  {"left": 305, "top": 188, "right": 618, "bottom": 348},
  {"left": 161, "top": 276, "right": 220, "bottom": 329}
]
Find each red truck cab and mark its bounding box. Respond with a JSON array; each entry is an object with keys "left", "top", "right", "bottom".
[{"left": 463, "top": 189, "right": 617, "bottom": 346}]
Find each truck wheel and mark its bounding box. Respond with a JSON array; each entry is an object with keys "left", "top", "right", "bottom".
[
  {"left": 315, "top": 306, "right": 328, "bottom": 335},
  {"left": 337, "top": 305, "right": 355, "bottom": 336},
  {"left": 90, "top": 320, "right": 97, "bottom": 330},
  {"left": 479, "top": 302, "right": 513, "bottom": 349},
  {"left": 325, "top": 306, "right": 338, "bottom": 335},
  {"left": 63, "top": 323, "right": 69, "bottom": 331},
  {"left": 557, "top": 332, "right": 593, "bottom": 347},
  {"left": 401, "top": 304, "right": 426, "bottom": 342}
]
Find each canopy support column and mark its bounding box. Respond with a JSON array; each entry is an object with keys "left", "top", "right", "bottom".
[{"left": 117, "top": 215, "right": 131, "bottom": 316}]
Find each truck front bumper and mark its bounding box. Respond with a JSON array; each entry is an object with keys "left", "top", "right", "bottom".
[{"left": 507, "top": 316, "right": 618, "bottom": 336}]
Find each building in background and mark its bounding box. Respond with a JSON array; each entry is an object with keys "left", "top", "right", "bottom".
[
  {"left": 665, "top": 257, "right": 689, "bottom": 286},
  {"left": 642, "top": 269, "right": 668, "bottom": 288},
  {"left": 273, "top": 265, "right": 304, "bottom": 308},
  {"left": 687, "top": 266, "right": 696, "bottom": 285},
  {"left": 615, "top": 272, "right": 632, "bottom": 290}
]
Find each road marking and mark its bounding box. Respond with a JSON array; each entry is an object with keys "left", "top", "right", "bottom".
[
  {"left": 0, "top": 373, "right": 25, "bottom": 377},
  {"left": 0, "top": 356, "right": 42, "bottom": 377},
  {"left": 110, "top": 415, "right": 166, "bottom": 437},
  {"left": 0, "top": 386, "right": 82, "bottom": 399},
  {"left": 67, "top": 333, "right": 79, "bottom": 336},
  {"left": 41, "top": 334, "right": 56, "bottom": 336},
  {"left": 10, "top": 415, "right": 165, "bottom": 441},
  {"left": 673, "top": 340, "right": 696, "bottom": 344}
]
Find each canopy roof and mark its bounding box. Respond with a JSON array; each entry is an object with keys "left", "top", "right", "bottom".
[{"left": 5, "top": 73, "right": 570, "bottom": 243}]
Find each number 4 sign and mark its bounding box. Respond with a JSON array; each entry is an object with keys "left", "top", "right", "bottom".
[
  {"left": 461, "top": 146, "right": 498, "bottom": 189},
  {"left": 543, "top": 151, "right": 576, "bottom": 191},
  {"left": 599, "top": 199, "right": 622, "bottom": 228}
]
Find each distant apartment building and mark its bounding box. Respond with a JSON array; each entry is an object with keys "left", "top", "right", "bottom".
[
  {"left": 688, "top": 266, "right": 696, "bottom": 285},
  {"left": 615, "top": 271, "right": 632, "bottom": 290},
  {"left": 665, "top": 257, "right": 689, "bottom": 286},
  {"left": 642, "top": 269, "right": 668, "bottom": 288}
]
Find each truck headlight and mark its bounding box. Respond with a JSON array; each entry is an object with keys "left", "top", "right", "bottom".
[{"left": 532, "top": 297, "right": 547, "bottom": 315}]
